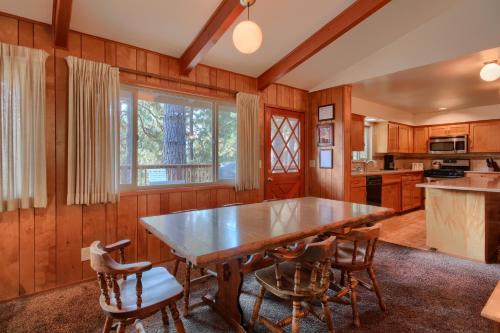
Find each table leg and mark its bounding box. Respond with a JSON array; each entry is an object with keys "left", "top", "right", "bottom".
[{"left": 202, "top": 258, "right": 246, "bottom": 333}]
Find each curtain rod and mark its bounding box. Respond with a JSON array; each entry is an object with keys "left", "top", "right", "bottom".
[{"left": 118, "top": 67, "right": 238, "bottom": 96}]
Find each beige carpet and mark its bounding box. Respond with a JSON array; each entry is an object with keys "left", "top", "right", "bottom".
[{"left": 1, "top": 242, "right": 498, "bottom": 333}]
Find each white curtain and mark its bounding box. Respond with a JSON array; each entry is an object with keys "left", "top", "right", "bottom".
[
  {"left": 235, "top": 92, "right": 260, "bottom": 191},
  {"left": 66, "top": 56, "right": 120, "bottom": 205},
  {"left": 0, "top": 43, "right": 48, "bottom": 212}
]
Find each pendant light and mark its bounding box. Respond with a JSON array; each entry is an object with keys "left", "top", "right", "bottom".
[
  {"left": 480, "top": 60, "right": 500, "bottom": 82},
  {"left": 232, "top": 0, "right": 262, "bottom": 54}
]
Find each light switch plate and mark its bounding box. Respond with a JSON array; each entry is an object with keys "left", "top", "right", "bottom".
[{"left": 81, "top": 247, "right": 90, "bottom": 262}]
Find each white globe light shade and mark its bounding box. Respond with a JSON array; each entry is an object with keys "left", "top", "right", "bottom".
[
  {"left": 480, "top": 62, "right": 500, "bottom": 82},
  {"left": 232, "top": 20, "right": 262, "bottom": 54}
]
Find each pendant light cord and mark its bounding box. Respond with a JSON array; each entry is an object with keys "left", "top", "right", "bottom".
[{"left": 247, "top": 3, "right": 250, "bottom": 20}]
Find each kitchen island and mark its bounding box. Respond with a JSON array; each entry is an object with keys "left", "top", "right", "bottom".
[{"left": 417, "top": 177, "right": 500, "bottom": 262}]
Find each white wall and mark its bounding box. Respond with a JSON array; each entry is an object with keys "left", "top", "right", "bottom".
[
  {"left": 413, "top": 104, "right": 500, "bottom": 125},
  {"left": 352, "top": 97, "right": 415, "bottom": 125}
]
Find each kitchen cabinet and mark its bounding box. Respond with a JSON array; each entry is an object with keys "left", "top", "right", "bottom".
[
  {"left": 429, "top": 124, "right": 469, "bottom": 137},
  {"left": 382, "top": 183, "right": 401, "bottom": 212},
  {"left": 401, "top": 174, "right": 423, "bottom": 211},
  {"left": 381, "top": 174, "right": 401, "bottom": 212},
  {"left": 413, "top": 127, "right": 429, "bottom": 153},
  {"left": 350, "top": 176, "right": 366, "bottom": 204},
  {"left": 470, "top": 121, "right": 500, "bottom": 153},
  {"left": 398, "top": 124, "right": 413, "bottom": 153},
  {"left": 374, "top": 122, "right": 412, "bottom": 153},
  {"left": 387, "top": 123, "right": 399, "bottom": 152},
  {"left": 351, "top": 114, "right": 365, "bottom": 152}
]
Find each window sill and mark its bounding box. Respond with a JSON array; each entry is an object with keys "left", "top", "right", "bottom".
[{"left": 119, "top": 181, "right": 236, "bottom": 197}]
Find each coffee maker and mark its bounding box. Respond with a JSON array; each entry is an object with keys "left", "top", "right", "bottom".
[{"left": 384, "top": 154, "right": 395, "bottom": 170}]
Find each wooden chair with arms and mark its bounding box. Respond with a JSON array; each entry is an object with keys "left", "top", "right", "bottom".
[
  {"left": 248, "top": 236, "right": 337, "bottom": 333},
  {"left": 329, "top": 225, "right": 385, "bottom": 327},
  {"left": 90, "top": 239, "right": 185, "bottom": 333}
]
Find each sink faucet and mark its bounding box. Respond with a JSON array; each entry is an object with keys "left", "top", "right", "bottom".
[{"left": 363, "top": 160, "right": 377, "bottom": 172}]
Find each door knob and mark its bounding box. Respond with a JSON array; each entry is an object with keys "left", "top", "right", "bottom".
[{"left": 267, "top": 177, "right": 273, "bottom": 182}]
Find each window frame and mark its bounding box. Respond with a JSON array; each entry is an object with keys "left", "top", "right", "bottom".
[{"left": 120, "top": 84, "right": 237, "bottom": 191}]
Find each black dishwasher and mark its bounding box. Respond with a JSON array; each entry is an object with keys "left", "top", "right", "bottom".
[{"left": 366, "top": 175, "right": 382, "bottom": 206}]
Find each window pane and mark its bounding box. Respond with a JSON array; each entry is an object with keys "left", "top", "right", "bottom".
[
  {"left": 218, "top": 104, "right": 237, "bottom": 180},
  {"left": 120, "top": 90, "right": 133, "bottom": 185},
  {"left": 136, "top": 89, "right": 213, "bottom": 186}
]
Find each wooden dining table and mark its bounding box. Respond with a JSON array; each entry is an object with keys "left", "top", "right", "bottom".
[{"left": 140, "top": 197, "right": 394, "bottom": 332}]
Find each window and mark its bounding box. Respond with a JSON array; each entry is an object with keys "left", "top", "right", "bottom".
[
  {"left": 120, "top": 86, "right": 237, "bottom": 188},
  {"left": 352, "top": 125, "right": 372, "bottom": 161}
]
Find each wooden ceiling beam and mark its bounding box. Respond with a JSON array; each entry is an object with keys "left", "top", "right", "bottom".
[
  {"left": 180, "top": 0, "right": 244, "bottom": 75},
  {"left": 257, "top": 0, "right": 391, "bottom": 90},
  {"left": 52, "top": 0, "right": 73, "bottom": 48}
]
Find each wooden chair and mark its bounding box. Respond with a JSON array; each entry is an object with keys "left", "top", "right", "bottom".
[
  {"left": 248, "top": 236, "right": 336, "bottom": 333},
  {"left": 170, "top": 209, "right": 216, "bottom": 316},
  {"left": 90, "top": 239, "right": 185, "bottom": 333},
  {"left": 329, "top": 225, "right": 385, "bottom": 327}
]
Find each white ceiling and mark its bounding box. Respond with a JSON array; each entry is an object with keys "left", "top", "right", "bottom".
[
  {"left": 352, "top": 47, "right": 500, "bottom": 113},
  {"left": 0, "top": 0, "right": 499, "bottom": 94}
]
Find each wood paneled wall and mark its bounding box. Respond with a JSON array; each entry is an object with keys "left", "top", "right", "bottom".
[
  {"left": 0, "top": 13, "right": 308, "bottom": 301},
  {"left": 308, "top": 86, "right": 352, "bottom": 200}
]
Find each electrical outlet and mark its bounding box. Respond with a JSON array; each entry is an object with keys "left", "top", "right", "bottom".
[{"left": 81, "top": 247, "right": 90, "bottom": 261}]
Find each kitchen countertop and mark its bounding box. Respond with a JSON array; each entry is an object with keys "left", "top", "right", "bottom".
[
  {"left": 416, "top": 177, "right": 500, "bottom": 193},
  {"left": 352, "top": 169, "right": 424, "bottom": 176},
  {"left": 465, "top": 171, "right": 500, "bottom": 175}
]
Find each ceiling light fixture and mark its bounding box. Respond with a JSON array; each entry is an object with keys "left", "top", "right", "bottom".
[
  {"left": 480, "top": 60, "right": 500, "bottom": 82},
  {"left": 438, "top": 107, "right": 447, "bottom": 111},
  {"left": 232, "top": 0, "right": 262, "bottom": 54}
]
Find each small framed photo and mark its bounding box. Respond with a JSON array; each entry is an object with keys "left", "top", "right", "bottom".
[
  {"left": 319, "top": 149, "right": 333, "bottom": 169},
  {"left": 317, "top": 124, "right": 333, "bottom": 146},
  {"left": 318, "top": 104, "right": 335, "bottom": 121}
]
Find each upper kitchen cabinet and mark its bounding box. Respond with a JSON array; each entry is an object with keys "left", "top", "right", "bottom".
[
  {"left": 428, "top": 123, "right": 469, "bottom": 137},
  {"left": 374, "top": 121, "right": 413, "bottom": 153},
  {"left": 470, "top": 120, "right": 500, "bottom": 152},
  {"left": 413, "top": 127, "right": 429, "bottom": 153},
  {"left": 351, "top": 114, "right": 366, "bottom": 151}
]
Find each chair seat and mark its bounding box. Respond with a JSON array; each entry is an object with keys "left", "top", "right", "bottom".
[
  {"left": 100, "top": 267, "right": 183, "bottom": 315},
  {"left": 255, "top": 262, "right": 328, "bottom": 300},
  {"left": 332, "top": 240, "right": 369, "bottom": 269}
]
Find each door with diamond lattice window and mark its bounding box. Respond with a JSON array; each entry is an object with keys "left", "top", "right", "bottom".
[{"left": 265, "top": 107, "right": 305, "bottom": 199}]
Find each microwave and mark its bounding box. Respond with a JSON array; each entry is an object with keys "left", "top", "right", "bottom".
[{"left": 428, "top": 135, "right": 468, "bottom": 154}]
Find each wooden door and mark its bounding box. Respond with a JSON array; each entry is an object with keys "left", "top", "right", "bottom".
[
  {"left": 387, "top": 123, "right": 399, "bottom": 152},
  {"left": 265, "top": 107, "right": 305, "bottom": 199},
  {"left": 470, "top": 121, "right": 500, "bottom": 152},
  {"left": 413, "top": 127, "right": 429, "bottom": 153}
]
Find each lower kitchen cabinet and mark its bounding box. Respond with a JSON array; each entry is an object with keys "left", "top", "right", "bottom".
[
  {"left": 382, "top": 182, "right": 401, "bottom": 212},
  {"left": 402, "top": 180, "right": 423, "bottom": 211},
  {"left": 350, "top": 186, "right": 366, "bottom": 204}
]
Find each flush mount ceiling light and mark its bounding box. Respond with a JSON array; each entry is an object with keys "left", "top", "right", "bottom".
[
  {"left": 438, "top": 107, "right": 448, "bottom": 111},
  {"left": 480, "top": 60, "right": 500, "bottom": 82},
  {"left": 232, "top": 0, "right": 262, "bottom": 54}
]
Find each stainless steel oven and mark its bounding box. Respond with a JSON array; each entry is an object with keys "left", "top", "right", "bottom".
[{"left": 428, "top": 135, "right": 468, "bottom": 154}]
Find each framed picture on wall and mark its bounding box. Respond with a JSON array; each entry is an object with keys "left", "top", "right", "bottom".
[
  {"left": 317, "top": 124, "right": 333, "bottom": 146},
  {"left": 318, "top": 104, "right": 335, "bottom": 121},
  {"left": 319, "top": 149, "right": 333, "bottom": 169}
]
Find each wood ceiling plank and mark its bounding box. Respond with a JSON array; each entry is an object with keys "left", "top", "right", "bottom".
[
  {"left": 257, "top": 0, "right": 391, "bottom": 90},
  {"left": 52, "top": 0, "right": 73, "bottom": 48},
  {"left": 179, "top": 0, "right": 244, "bottom": 75}
]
